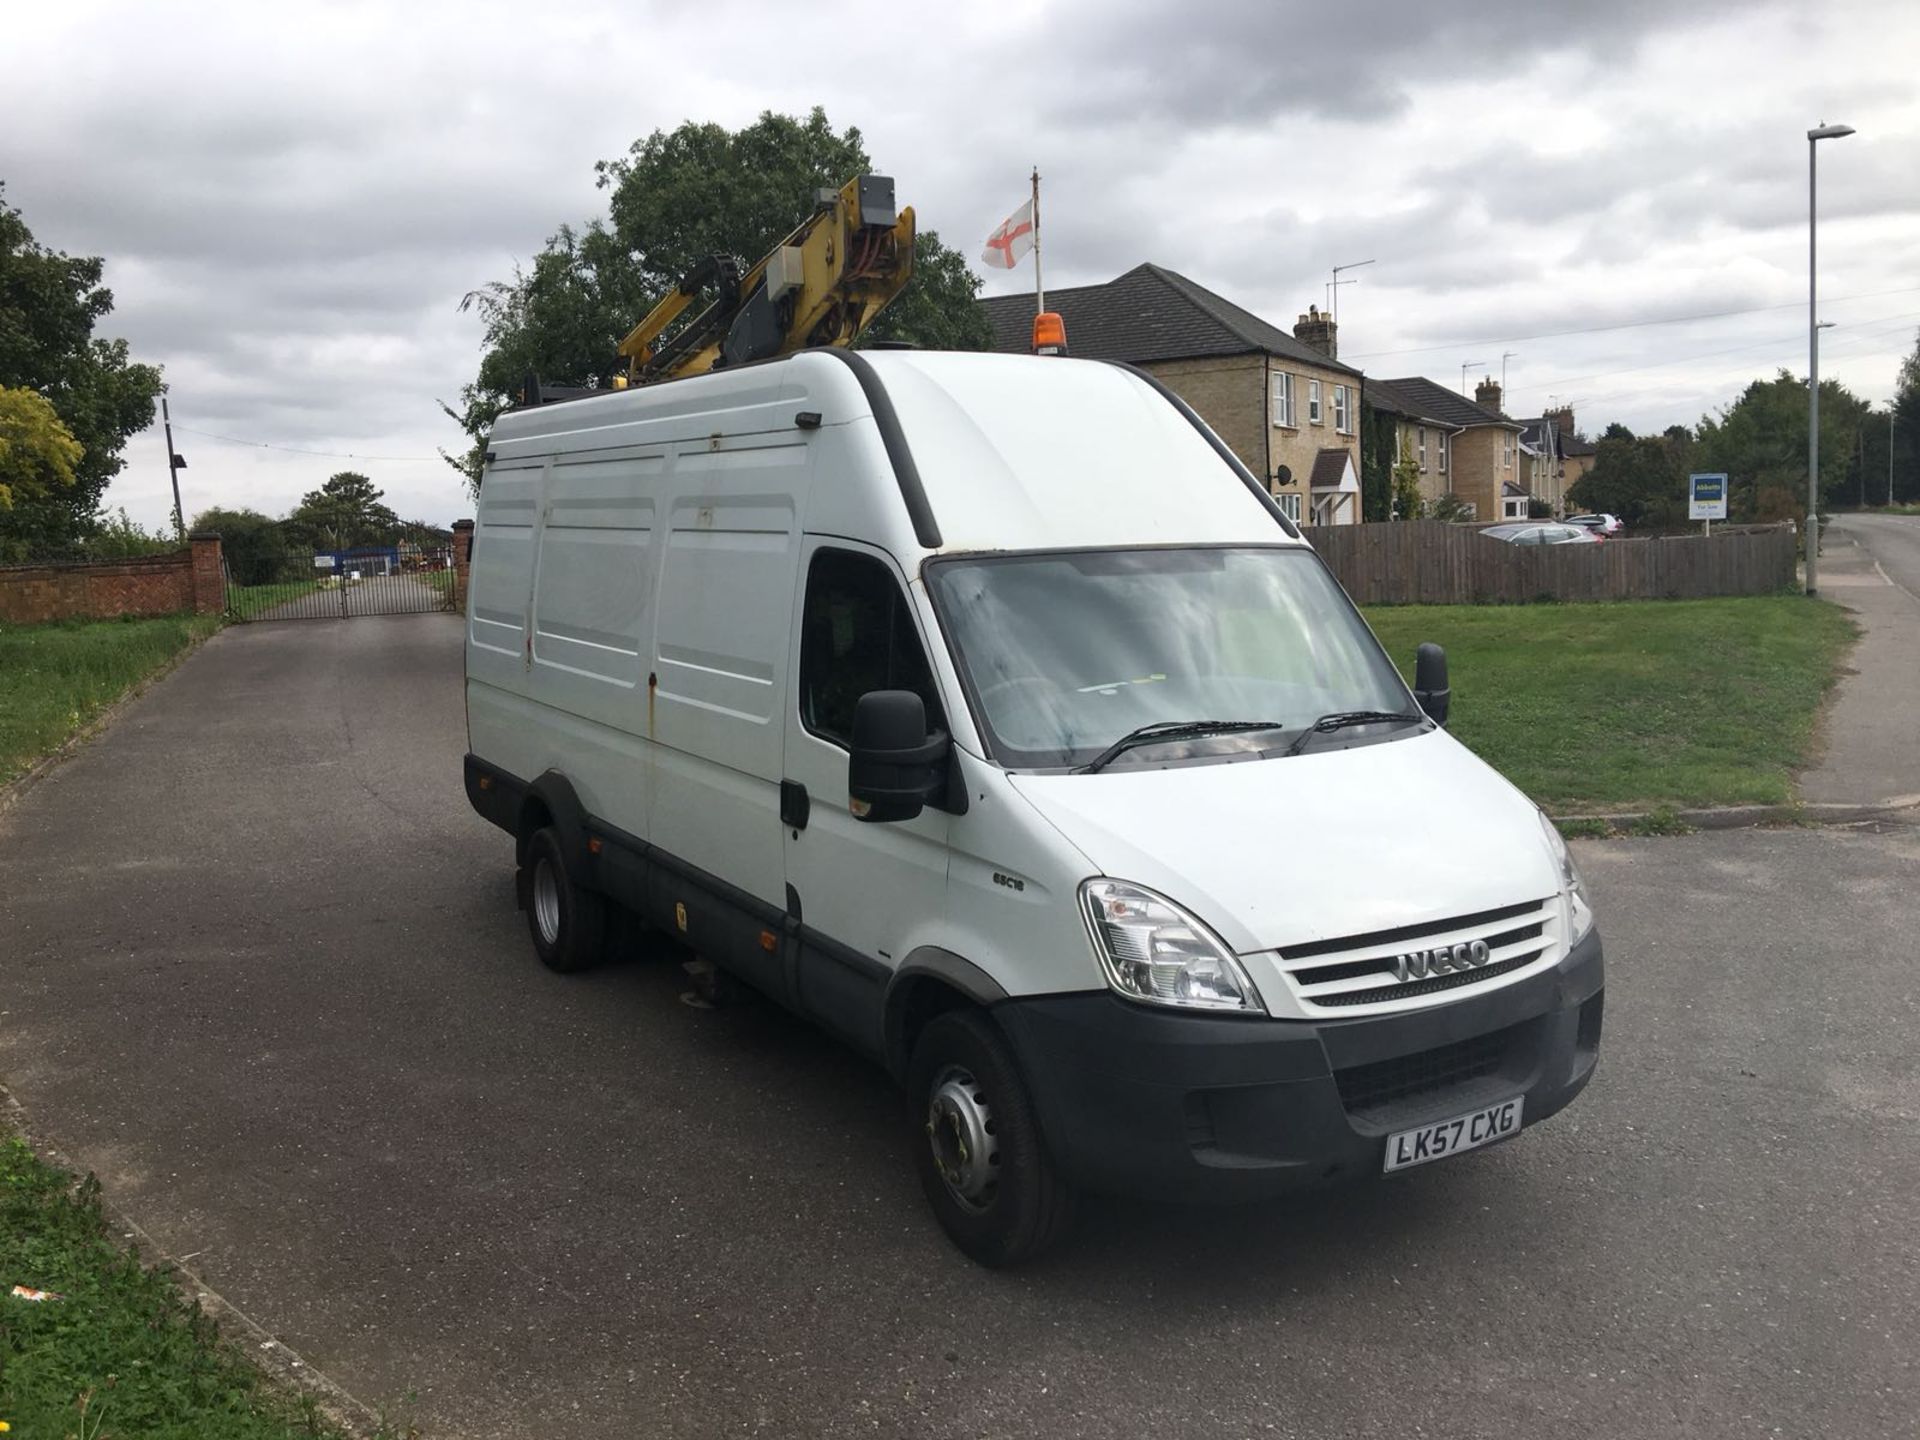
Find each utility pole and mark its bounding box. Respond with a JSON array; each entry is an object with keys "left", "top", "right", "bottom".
[
  {"left": 1892, "top": 409, "right": 1898, "bottom": 507},
  {"left": 161, "top": 396, "right": 187, "bottom": 542}
]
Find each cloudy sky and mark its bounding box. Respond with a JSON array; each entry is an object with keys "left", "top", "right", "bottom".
[{"left": 6, "top": 0, "right": 1916, "bottom": 531}]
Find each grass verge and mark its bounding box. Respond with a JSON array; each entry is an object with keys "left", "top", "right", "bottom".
[
  {"left": 225, "top": 582, "right": 320, "bottom": 620},
  {"left": 0, "top": 614, "right": 222, "bottom": 786},
  {"left": 1364, "top": 595, "right": 1857, "bottom": 811},
  {"left": 0, "top": 1129, "right": 361, "bottom": 1440}
]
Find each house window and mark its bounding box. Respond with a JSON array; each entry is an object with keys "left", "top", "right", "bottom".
[
  {"left": 1417, "top": 427, "right": 1428, "bottom": 470},
  {"left": 1272, "top": 372, "right": 1295, "bottom": 428},
  {"left": 1438, "top": 431, "right": 1449, "bottom": 473},
  {"left": 1504, "top": 496, "right": 1527, "bottom": 519},
  {"left": 1502, "top": 433, "right": 1516, "bottom": 468},
  {"left": 1276, "top": 491, "right": 1302, "bottom": 522},
  {"left": 1333, "top": 385, "right": 1351, "bottom": 434},
  {"left": 1308, "top": 379, "right": 1323, "bottom": 425}
]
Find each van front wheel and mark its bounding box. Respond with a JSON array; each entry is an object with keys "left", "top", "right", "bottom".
[
  {"left": 523, "top": 827, "right": 606, "bottom": 973},
  {"left": 908, "top": 1010, "right": 1075, "bottom": 1266}
]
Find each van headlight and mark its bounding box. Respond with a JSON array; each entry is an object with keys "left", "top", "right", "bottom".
[
  {"left": 1539, "top": 812, "right": 1595, "bottom": 945},
  {"left": 1079, "top": 879, "right": 1265, "bottom": 1013}
]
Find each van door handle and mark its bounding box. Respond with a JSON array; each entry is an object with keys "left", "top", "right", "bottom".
[{"left": 780, "top": 780, "right": 810, "bottom": 831}]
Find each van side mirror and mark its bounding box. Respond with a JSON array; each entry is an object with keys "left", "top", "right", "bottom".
[
  {"left": 1414, "top": 643, "right": 1450, "bottom": 726},
  {"left": 849, "top": 691, "right": 950, "bottom": 823}
]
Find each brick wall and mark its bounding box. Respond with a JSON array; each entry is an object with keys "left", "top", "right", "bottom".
[
  {"left": 0, "top": 534, "right": 224, "bottom": 625},
  {"left": 1448, "top": 427, "right": 1511, "bottom": 521}
]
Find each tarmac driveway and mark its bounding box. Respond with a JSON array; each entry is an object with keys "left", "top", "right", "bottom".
[{"left": 2, "top": 616, "right": 1916, "bottom": 1438}]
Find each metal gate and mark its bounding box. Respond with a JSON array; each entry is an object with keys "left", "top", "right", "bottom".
[{"left": 226, "top": 543, "right": 458, "bottom": 621}]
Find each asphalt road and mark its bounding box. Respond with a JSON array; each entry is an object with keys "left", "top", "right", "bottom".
[
  {"left": 2, "top": 616, "right": 1917, "bottom": 1438},
  {"left": 1832, "top": 511, "right": 1920, "bottom": 593}
]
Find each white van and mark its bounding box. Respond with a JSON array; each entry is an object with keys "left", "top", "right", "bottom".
[{"left": 462, "top": 348, "right": 1604, "bottom": 1265}]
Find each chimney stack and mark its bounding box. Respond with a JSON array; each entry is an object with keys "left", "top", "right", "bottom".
[
  {"left": 1475, "top": 377, "right": 1503, "bottom": 414},
  {"left": 1294, "top": 305, "right": 1338, "bottom": 359},
  {"left": 1544, "top": 405, "right": 1576, "bottom": 437}
]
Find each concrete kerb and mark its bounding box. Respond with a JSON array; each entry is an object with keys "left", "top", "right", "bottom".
[
  {"left": 0, "top": 1084, "right": 388, "bottom": 1440},
  {"left": 1554, "top": 795, "right": 1920, "bottom": 836}
]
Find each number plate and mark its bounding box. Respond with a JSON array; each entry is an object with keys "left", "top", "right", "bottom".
[{"left": 1383, "top": 1097, "right": 1524, "bottom": 1173}]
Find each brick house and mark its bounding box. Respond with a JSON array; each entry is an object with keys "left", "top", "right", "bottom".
[
  {"left": 1366, "top": 376, "right": 1526, "bottom": 521},
  {"left": 1363, "top": 382, "right": 1461, "bottom": 513},
  {"left": 979, "top": 264, "right": 1367, "bottom": 525}
]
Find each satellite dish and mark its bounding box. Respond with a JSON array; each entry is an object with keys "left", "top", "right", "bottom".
[{"left": 1274, "top": 464, "right": 1292, "bottom": 486}]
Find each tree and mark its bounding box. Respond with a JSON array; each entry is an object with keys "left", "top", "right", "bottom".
[
  {"left": 1894, "top": 329, "right": 1920, "bottom": 505},
  {"left": 1358, "top": 401, "right": 1399, "bottom": 522},
  {"left": 1568, "top": 424, "right": 1693, "bottom": 530},
  {"left": 1389, "top": 446, "right": 1425, "bottom": 520},
  {"left": 0, "top": 384, "right": 82, "bottom": 516},
  {"left": 191, "top": 505, "right": 292, "bottom": 585},
  {"left": 445, "top": 109, "right": 993, "bottom": 492},
  {"left": 285, "top": 472, "right": 401, "bottom": 552},
  {"left": 84, "top": 506, "right": 173, "bottom": 559},
  {"left": 1692, "top": 370, "right": 1871, "bottom": 522},
  {"left": 0, "top": 184, "right": 164, "bottom": 555}
]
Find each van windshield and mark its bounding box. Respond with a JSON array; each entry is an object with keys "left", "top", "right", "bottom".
[{"left": 925, "top": 547, "right": 1414, "bottom": 771}]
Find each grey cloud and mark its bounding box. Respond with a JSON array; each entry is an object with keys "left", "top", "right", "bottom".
[{"left": 1032, "top": 0, "right": 1769, "bottom": 126}]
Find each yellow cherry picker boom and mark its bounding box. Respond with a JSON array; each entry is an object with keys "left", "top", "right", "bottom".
[
  {"left": 615, "top": 174, "right": 914, "bottom": 386},
  {"left": 515, "top": 175, "right": 912, "bottom": 407}
]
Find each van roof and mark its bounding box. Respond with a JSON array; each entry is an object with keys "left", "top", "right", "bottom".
[{"left": 486, "top": 350, "right": 1299, "bottom": 560}]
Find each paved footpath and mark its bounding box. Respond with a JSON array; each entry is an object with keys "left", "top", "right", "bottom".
[
  {"left": 1802, "top": 514, "right": 1920, "bottom": 805},
  {"left": 2, "top": 617, "right": 1918, "bottom": 1438}
]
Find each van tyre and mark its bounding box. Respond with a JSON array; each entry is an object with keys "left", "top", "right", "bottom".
[
  {"left": 909, "top": 1010, "right": 1075, "bottom": 1266},
  {"left": 524, "top": 827, "right": 607, "bottom": 973}
]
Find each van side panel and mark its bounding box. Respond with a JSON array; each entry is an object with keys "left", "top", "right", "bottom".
[
  {"left": 648, "top": 435, "right": 810, "bottom": 933},
  {"left": 530, "top": 450, "right": 661, "bottom": 725}
]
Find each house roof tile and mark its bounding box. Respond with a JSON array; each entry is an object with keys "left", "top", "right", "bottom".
[
  {"left": 979, "top": 263, "right": 1363, "bottom": 375},
  {"left": 1373, "top": 376, "right": 1520, "bottom": 430}
]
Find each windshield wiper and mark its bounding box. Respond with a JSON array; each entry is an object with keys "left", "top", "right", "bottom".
[
  {"left": 1074, "top": 720, "right": 1287, "bottom": 775},
  {"left": 1285, "top": 710, "right": 1425, "bottom": 757}
]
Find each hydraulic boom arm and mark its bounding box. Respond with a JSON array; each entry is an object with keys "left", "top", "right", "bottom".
[{"left": 616, "top": 175, "right": 915, "bottom": 386}]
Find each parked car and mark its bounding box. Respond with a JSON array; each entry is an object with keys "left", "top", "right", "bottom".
[
  {"left": 463, "top": 348, "right": 1605, "bottom": 1265},
  {"left": 1482, "top": 522, "right": 1601, "bottom": 546},
  {"left": 1565, "top": 513, "right": 1623, "bottom": 537}
]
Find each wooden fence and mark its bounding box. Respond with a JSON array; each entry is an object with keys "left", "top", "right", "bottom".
[{"left": 1299, "top": 520, "right": 1798, "bottom": 605}]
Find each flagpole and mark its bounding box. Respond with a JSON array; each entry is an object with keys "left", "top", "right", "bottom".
[{"left": 1031, "top": 166, "right": 1044, "bottom": 315}]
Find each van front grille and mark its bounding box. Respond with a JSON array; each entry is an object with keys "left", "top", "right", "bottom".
[
  {"left": 1335, "top": 1021, "right": 1531, "bottom": 1119},
  {"left": 1276, "top": 898, "right": 1559, "bottom": 1015}
]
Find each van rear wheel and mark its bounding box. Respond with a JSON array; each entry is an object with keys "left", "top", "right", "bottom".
[
  {"left": 908, "top": 1010, "right": 1075, "bottom": 1266},
  {"left": 524, "top": 826, "right": 606, "bottom": 973}
]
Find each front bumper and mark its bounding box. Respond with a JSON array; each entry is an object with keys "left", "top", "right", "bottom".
[{"left": 994, "top": 927, "right": 1604, "bottom": 1203}]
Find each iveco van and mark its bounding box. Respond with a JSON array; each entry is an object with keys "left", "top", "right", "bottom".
[{"left": 462, "top": 348, "right": 1604, "bottom": 1265}]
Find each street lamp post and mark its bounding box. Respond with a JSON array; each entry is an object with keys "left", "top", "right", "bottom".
[{"left": 1807, "top": 121, "right": 1855, "bottom": 596}]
